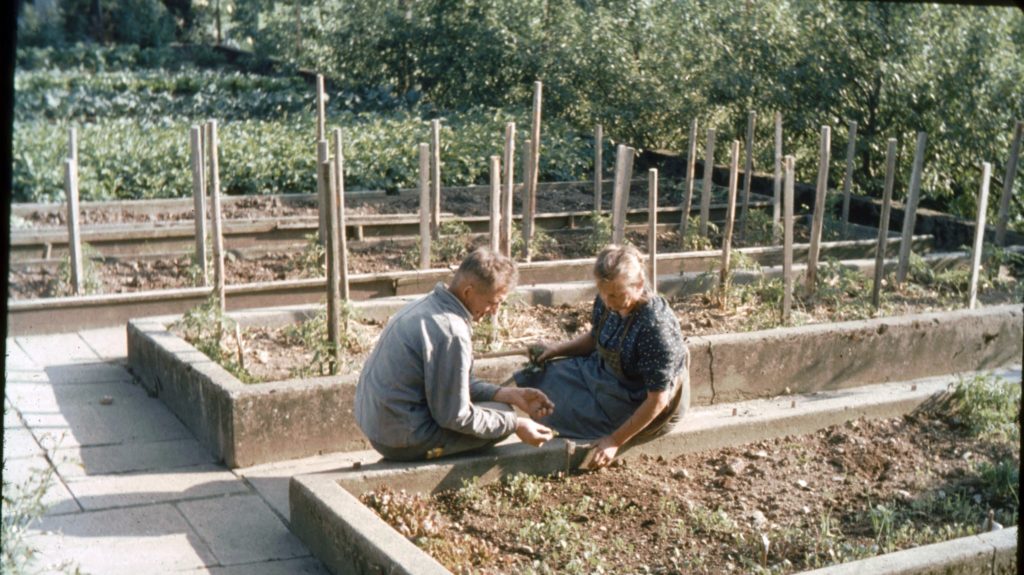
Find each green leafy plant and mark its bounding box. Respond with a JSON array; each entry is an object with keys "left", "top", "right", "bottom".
[
  {"left": 945, "top": 373, "right": 1021, "bottom": 443},
  {"left": 174, "top": 294, "right": 254, "bottom": 383},
  {"left": 292, "top": 232, "right": 326, "bottom": 278},
  {"left": 402, "top": 220, "right": 474, "bottom": 269},
  {"left": 284, "top": 303, "right": 364, "bottom": 377},
  {"left": 49, "top": 242, "right": 102, "bottom": 297}
]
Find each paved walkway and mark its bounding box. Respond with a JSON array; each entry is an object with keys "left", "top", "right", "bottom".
[{"left": 3, "top": 327, "right": 383, "bottom": 575}]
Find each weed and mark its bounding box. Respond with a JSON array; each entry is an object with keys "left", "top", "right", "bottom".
[
  {"left": 361, "top": 486, "right": 444, "bottom": 540},
  {"left": 503, "top": 472, "right": 545, "bottom": 505},
  {"left": 513, "top": 222, "right": 559, "bottom": 260},
  {"left": 292, "top": 231, "right": 325, "bottom": 278},
  {"left": 402, "top": 220, "right": 474, "bottom": 268},
  {"left": 49, "top": 243, "right": 102, "bottom": 296},
  {"left": 583, "top": 210, "right": 613, "bottom": 255},
  {"left": 680, "top": 215, "right": 715, "bottom": 251},
  {"left": 284, "top": 303, "right": 364, "bottom": 377},
  {"left": 174, "top": 294, "right": 254, "bottom": 383},
  {"left": 975, "top": 460, "right": 1019, "bottom": 507},
  {"left": 945, "top": 373, "right": 1020, "bottom": 443},
  {"left": 742, "top": 208, "right": 780, "bottom": 247}
]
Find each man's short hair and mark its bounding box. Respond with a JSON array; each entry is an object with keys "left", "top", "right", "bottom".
[{"left": 452, "top": 248, "right": 518, "bottom": 292}]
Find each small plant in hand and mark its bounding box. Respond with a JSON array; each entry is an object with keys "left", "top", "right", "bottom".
[{"left": 363, "top": 373, "right": 1018, "bottom": 574}]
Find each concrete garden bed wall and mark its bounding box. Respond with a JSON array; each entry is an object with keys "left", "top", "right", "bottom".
[
  {"left": 127, "top": 252, "right": 1021, "bottom": 467},
  {"left": 288, "top": 370, "right": 1020, "bottom": 575}
]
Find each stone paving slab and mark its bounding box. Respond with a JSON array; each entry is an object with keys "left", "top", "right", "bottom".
[
  {"left": 237, "top": 449, "right": 383, "bottom": 523},
  {"left": 3, "top": 424, "right": 45, "bottom": 459},
  {"left": 23, "top": 394, "right": 193, "bottom": 449},
  {"left": 4, "top": 399, "right": 23, "bottom": 427},
  {"left": 3, "top": 368, "right": 49, "bottom": 384},
  {"left": 15, "top": 333, "right": 101, "bottom": 366},
  {"left": 53, "top": 437, "right": 217, "bottom": 479},
  {"left": 5, "top": 379, "right": 153, "bottom": 414},
  {"left": 177, "top": 494, "right": 312, "bottom": 566},
  {"left": 27, "top": 503, "right": 218, "bottom": 574},
  {"left": 3, "top": 455, "right": 82, "bottom": 515},
  {"left": 180, "top": 557, "right": 331, "bottom": 574},
  {"left": 65, "top": 464, "right": 249, "bottom": 511},
  {"left": 43, "top": 361, "right": 135, "bottom": 385},
  {"left": 78, "top": 326, "right": 129, "bottom": 361},
  {"left": 5, "top": 337, "right": 38, "bottom": 369}
]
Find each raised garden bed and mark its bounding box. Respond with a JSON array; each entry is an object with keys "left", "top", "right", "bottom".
[
  {"left": 127, "top": 250, "right": 1022, "bottom": 467},
  {"left": 288, "top": 369, "right": 1020, "bottom": 575}
]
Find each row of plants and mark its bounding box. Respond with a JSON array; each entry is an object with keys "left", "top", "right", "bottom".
[{"left": 13, "top": 109, "right": 599, "bottom": 203}]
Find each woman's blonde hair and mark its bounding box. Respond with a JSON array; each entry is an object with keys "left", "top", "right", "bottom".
[{"left": 593, "top": 244, "right": 650, "bottom": 299}]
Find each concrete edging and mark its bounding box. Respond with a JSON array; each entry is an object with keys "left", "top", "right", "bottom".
[
  {"left": 127, "top": 280, "right": 1021, "bottom": 467},
  {"left": 289, "top": 369, "right": 1021, "bottom": 575}
]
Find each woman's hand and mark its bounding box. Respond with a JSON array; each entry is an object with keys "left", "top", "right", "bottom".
[
  {"left": 529, "top": 341, "right": 556, "bottom": 365},
  {"left": 588, "top": 435, "right": 622, "bottom": 468}
]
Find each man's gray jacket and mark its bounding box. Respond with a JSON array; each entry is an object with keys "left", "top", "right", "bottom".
[{"left": 355, "top": 283, "right": 517, "bottom": 449}]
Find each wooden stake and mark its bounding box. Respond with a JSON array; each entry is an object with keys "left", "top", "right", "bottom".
[
  {"left": 320, "top": 156, "right": 342, "bottom": 373},
  {"left": 316, "top": 74, "right": 326, "bottom": 143},
  {"left": 995, "top": 121, "right": 1022, "bottom": 246},
  {"left": 333, "top": 128, "right": 350, "bottom": 302},
  {"left": 806, "top": 125, "right": 831, "bottom": 294},
  {"left": 969, "top": 162, "right": 991, "bottom": 310},
  {"left": 594, "top": 124, "right": 603, "bottom": 214},
  {"left": 841, "top": 121, "right": 858, "bottom": 238},
  {"left": 680, "top": 118, "right": 698, "bottom": 239},
  {"left": 872, "top": 139, "right": 898, "bottom": 310},
  {"left": 739, "top": 111, "right": 756, "bottom": 240},
  {"left": 528, "top": 81, "right": 542, "bottom": 245},
  {"left": 611, "top": 144, "right": 626, "bottom": 245},
  {"left": 234, "top": 323, "right": 246, "bottom": 373},
  {"left": 317, "top": 137, "right": 329, "bottom": 248},
  {"left": 490, "top": 155, "right": 501, "bottom": 253},
  {"left": 720, "top": 141, "right": 740, "bottom": 290},
  {"left": 522, "top": 139, "right": 534, "bottom": 261},
  {"left": 700, "top": 128, "right": 716, "bottom": 237},
  {"left": 64, "top": 158, "right": 83, "bottom": 295},
  {"left": 430, "top": 119, "right": 442, "bottom": 241},
  {"left": 207, "top": 121, "right": 226, "bottom": 313},
  {"left": 896, "top": 132, "right": 927, "bottom": 285},
  {"left": 502, "top": 122, "right": 516, "bottom": 257},
  {"left": 773, "top": 112, "right": 782, "bottom": 243},
  {"left": 612, "top": 145, "right": 635, "bottom": 245},
  {"left": 782, "top": 155, "right": 795, "bottom": 322},
  {"left": 418, "top": 143, "right": 431, "bottom": 269},
  {"left": 190, "top": 126, "right": 209, "bottom": 286},
  {"left": 648, "top": 168, "right": 658, "bottom": 292}
]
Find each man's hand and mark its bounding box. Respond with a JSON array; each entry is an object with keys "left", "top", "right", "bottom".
[
  {"left": 515, "top": 418, "right": 555, "bottom": 447},
  {"left": 587, "top": 435, "right": 621, "bottom": 469},
  {"left": 513, "top": 387, "right": 554, "bottom": 419}
]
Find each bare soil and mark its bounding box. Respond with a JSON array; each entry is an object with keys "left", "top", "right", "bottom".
[{"left": 361, "top": 409, "right": 1018, "bottom": 574}]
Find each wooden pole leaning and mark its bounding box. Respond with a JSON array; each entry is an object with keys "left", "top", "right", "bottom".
[
  {"left": 896, "top": 132, "right": 928, "bottom": 285},
  {"left": 65, "top": 127, "right": 84, "bottom": 295},
  {"left": 995, "top": 121, "right": 1022, "bottom": 246},
  {"left": 739, "top": 110, "right": 756, "bottom": 240},
  {"left": 594, "top": 124, "right": 603, "bottom": 214},
  {"left": 189, "top": 126, "right": 209, "bottom": 286},
  {"left": 872, "top": 139, "right": 898, "bottom": 311},
  {"left": 773, "top": 112, "right": 783, "bottom": 243},
  {"left": 841, "top": 121, "right": 858, "bottom": 238},
  {"left": 522, "top": 139, "right": 534, "bottom": 262},
  {"left": 332, "top": 128, "right": 350, "bottom": 302},
  {"left": 782, "top": 155, "right": 795, "bottom": 322},
  {"left": 611, "top": 144, "right": 626, "bottom": 246},
  {"left": 430, "top": 119, "right": 442, "bottom": 241},
  {"left": 207, "top": 121, "right": 226, "bottom": 313},
  {"left": 968, "top": 162, "right": 992, "bottom": 310},
  {"left": 319, "top": 155, "right": 342, "bottom": 374},
  {"left": 806, "top": 125, "right": 831, "bottom": 294},
  {"left": 418, "top": 143, "right": 432, "bottom": 270},
  {"left": 489, "top": 155, "right": 501, "bottom": 253},
  {"left": 648, "top": 168, "right": 658, "bottom": 293},
  {"left": 680, "top": 118, "right": 698, "bottom": 239},
  {"left": 720, "top": 141, "right": 740, "bottom": 291},
  {"left": 700, "top": 129, "right": 716, "bottom": 237},
  {"left": 502, "top": 122, "right": 516, "bottom": 258}
]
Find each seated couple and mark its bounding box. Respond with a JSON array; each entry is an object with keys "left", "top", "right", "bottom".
[{"left": 354, "top": 245, "right": 690, "bottom": 469}]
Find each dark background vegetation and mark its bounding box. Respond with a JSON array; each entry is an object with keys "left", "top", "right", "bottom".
[{"left": 13, "top": 0, "right": 1024, "bottom": 228}]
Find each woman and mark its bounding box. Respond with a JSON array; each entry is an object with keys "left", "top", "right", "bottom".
[{"left": 515, "top": 244, "right": 690, "bottom": 468}]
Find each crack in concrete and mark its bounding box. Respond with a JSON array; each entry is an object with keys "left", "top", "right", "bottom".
[{"left": 708, "top": 342, "right": 717, "bottom": 405}]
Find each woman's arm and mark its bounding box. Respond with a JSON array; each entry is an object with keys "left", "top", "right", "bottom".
[
  {"left": 536, "top": 331, "right": 596, "bottom": 363},
  {"left": 588, "top": 389, "right": 671, "bottom": 468}
]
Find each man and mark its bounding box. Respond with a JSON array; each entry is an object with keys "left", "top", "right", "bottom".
[{"left": 355, "top": 248, "right": 555, "bottom": 461}]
